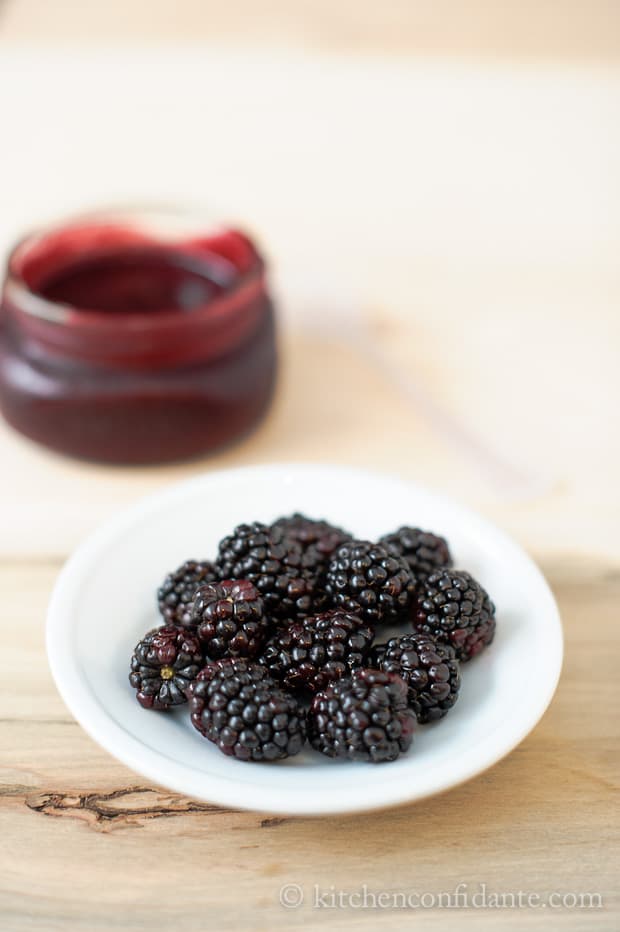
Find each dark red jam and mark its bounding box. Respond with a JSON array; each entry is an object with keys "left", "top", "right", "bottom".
[{"left": 0, "top": 211, "right": 277, "bottom": 463}]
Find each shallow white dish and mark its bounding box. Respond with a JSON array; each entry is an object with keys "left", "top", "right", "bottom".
[{"left": 47, "top": 464, "right": 562, "bottom": 816}]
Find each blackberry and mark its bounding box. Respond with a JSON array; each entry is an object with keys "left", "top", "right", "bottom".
[
  {"left": 370, "top": 633, "right": 460, "bottom": 723},
  {"left": 272, "top": 513, "right": 352, "bottom": 562},
  {"left": 129, "top": 625, "right": 203, "bottom": 709},
  {"left": 215, "top": 522, "right": 321, "bottom": 621},
  {"left": 380, "top": 526, "right": 452, "bottom": 584},
  {"left": 273, "top": 513, "right": 353, "bottom": 598},
  {"left": 188, "top": 659, "right": 306, "bottom": 761},
  {"left": 192, "top": 579, "right": 268, "bottom": 659},
  {"left": 158, "top": 560, "right": 219, "bottom": 627},
  {"left": 308, "top": 668, "right": 415, "bottom": 762},
  {"left": 259, "top": 610, "right": 375, "bottom": 693},
  {"left": 413, "top": 569, "right": 496, "bottom": 662},
  {"left": 326, "top": 540, "right": 415, "bottom": 625}
]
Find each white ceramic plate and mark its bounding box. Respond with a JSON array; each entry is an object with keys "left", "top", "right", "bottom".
[{"left": 47, "top": 464, "right": 562, "bottom": 816}]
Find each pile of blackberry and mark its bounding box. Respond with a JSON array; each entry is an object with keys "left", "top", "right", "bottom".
[{"left": 129, "top": 516, "right": 497, "bottom": 765}]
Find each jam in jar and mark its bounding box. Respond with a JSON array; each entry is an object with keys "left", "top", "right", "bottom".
[{"left": 0, "top": 209, "right": 277, "bottom": 463}]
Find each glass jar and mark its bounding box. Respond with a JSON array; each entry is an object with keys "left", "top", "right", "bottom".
[{"left": 0, "top": 208, "right": 277, "bottom": 463}]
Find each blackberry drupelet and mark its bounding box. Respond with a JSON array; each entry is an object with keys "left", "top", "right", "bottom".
[
  {"left": 413, "top": 569, "right": 496, "bottom": 661},
  {"left": 326, "top": 540, "right": 415, "bottom": 625},
  {"left": 259, "top": 609, "right": 375, "bottom": 693},
  {"left": 157, "top": 559, "right": 219, "bottom": 627},
  {"left": 380, "top": 526, "right": 452, "bottom": 584},
  {"left": 308, "top": 668, "right": 415, "bottom": 762},
  {"left": 188, "top": 659, "right": 306, "bottom": 761},
  {"left": 370, "top": 633, "right": 460, "bottom": 723},
  {"left": 129, "top": 625, "right": 203, "bottom": 709},
  {"left": 192, "top": 579, "right": 269, "bottom": 659},
  {"left": 215, "top": 522, "right": 321, "bottom": 621}
]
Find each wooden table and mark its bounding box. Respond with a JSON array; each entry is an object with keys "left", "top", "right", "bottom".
[{"left": 0, "top": 35, "right": 618, "bottom": 932}]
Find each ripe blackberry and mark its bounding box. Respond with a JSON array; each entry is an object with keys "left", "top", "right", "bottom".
[
  {"left": 308, "top": 668, "right": 415, "bottom": 762},
  {"left": 192, "top": 579, "right": 268, "bottom": 659},
  {"left": 215, "top": 522, "right": 321, "bottom": 621},
  {"left": 129, "top": 625, "right": 203, "bottom": 709},
  {"left": 259, "top": 610, "right": 375, "bottom": 693},
  {"left": 272, "top": 513, "right": 352, "bottom": 562},
  {"left": 158, "top": 560, "right": 219, "bottom": 627},
  {"left": 380, "top": 526, "right": 452, "bottom": 584},
  {"left": 326, "top": 540, "right": 415, "bottom": 625},
  {"left": 273, "top": 514, "right": 353, "bottom": 598},
  {"left": 188, "top": 659, "right": 306, "bottom": 761},
  {"left": 413, "top": 569, "right": 496, "bottom": 662},
  {"left": 370, "top": 633, "right": 460, "bottom": 723}
]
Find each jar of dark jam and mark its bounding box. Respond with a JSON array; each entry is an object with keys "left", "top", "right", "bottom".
[{"left": 0, "top": 209, "right": 277, "bottom": 463}]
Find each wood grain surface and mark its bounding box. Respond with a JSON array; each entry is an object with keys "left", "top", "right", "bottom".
[
  {"left": 1, "top": 558, "right": 617, "bottom": 930},
  {"left": 0, "top": 23, "right": 618, "bottom": 931},
  {"left": 1, "top": 0, "right": 619, "bottom": 60}
]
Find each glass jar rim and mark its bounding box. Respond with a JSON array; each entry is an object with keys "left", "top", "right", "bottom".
[
  {"left": 2, "top": 205, "right": 270, "bottom": 368},
  {"left": 4, "top": 204, "right": 264, "bottom": 328}
]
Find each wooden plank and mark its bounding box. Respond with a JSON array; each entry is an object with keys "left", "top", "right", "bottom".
[
  {"left": 0, "top": 561, "right": 617, "bottom": 930},
  {"left": 1, "top": 0, "right": 619, "bottom": 61},
  {"left": 0, "top": 54, "right": 616, "bottom": 563}
]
